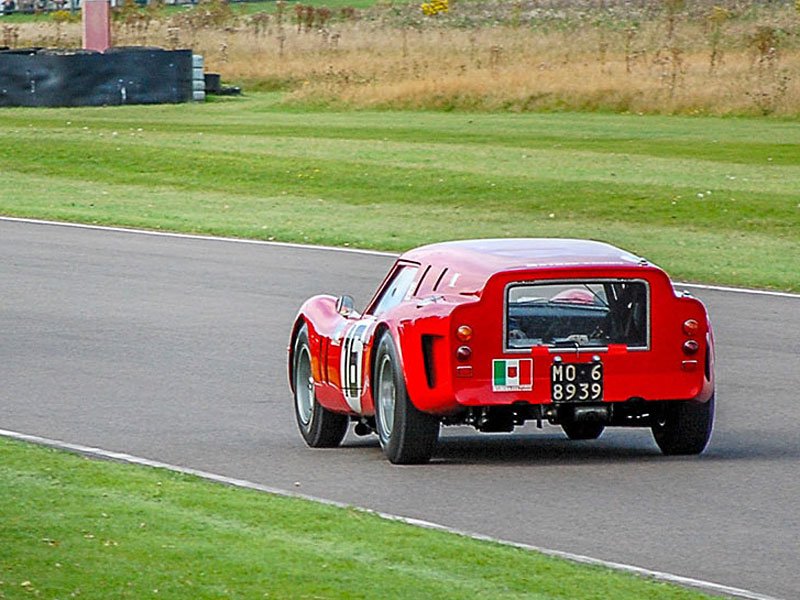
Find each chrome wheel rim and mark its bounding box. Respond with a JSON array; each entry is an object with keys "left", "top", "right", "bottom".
[
  {"left": 377, "top": 354, "right": 396, "bottom": 438},
  {"left": 295, "top": 347, "right": 314, "bottom": 427}
]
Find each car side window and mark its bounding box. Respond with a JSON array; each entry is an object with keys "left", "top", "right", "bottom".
[{"left": 370, "top": 265, "right": 419, "bottom": 316}]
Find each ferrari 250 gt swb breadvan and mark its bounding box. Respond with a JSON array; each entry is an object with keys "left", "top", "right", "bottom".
[{"left": 288, "top": 239, "right": 715, "bottom": 464}]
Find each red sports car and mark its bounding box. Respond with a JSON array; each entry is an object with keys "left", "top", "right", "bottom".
[{"left": 288, "top": 239, "right": 715, "bottom": 464}]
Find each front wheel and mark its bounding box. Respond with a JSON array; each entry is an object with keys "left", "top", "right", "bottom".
[
  {"left": 651, "top": 394, "right": 715, "bottom": 456},
  {"left": 293, "top": 325, "right": 349, "bottom": 448},
  {"left": 373, "top": 334, "right": 439, "bottom": 464}
]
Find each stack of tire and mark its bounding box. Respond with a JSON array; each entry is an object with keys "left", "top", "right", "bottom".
[{"left": 192, "top": 54, "right": 205, "bottom": 102}]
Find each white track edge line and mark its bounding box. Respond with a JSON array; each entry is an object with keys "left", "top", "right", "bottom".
[
  {"left": 0, "top": 216, "right": 397, "bottom": 258},
  {"left": 674, "top": 282, "right": 799, "bottom": 299},
  {"left": 0, "top": 428, "right": 783, "bottom": 600},
  {"left": 2, "top": 216, "right": 798, "bottom": 299}
]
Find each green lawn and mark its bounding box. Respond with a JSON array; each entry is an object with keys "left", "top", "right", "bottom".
[
  {"left": 0, "top": 437, "right": 713, "bottom": 599},
  {"left": 1, "top": 94, "right": 798, "bottom": 291}
]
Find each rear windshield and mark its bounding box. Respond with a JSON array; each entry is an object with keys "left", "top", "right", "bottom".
[{"left": 506, "top": 280, "right": 649, "bottom": 350}]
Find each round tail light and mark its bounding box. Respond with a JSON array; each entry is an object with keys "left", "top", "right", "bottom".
[
  {"left": 456, "top": 325, "right": 473, "bottom": 342},
  {"left": 683, "top": 319, "right": 700, "bottom": 336},
  {"left": 683, "top": 340, "right": 699, "bottom": 355},
  {"left": 456, "top": 346, "right": 472, "bottom": 361}
]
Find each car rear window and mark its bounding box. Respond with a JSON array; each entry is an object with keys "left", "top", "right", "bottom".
[{"left": 506, "top": 280, "right": 649, "bottom": 350}]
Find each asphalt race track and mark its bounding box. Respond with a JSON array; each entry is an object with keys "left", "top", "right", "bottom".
[{"left": 3, "top": 219, "right": 799, "bottom": 599}]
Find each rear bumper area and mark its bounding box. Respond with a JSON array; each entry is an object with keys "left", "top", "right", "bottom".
[{"left": 452, "top": 346, "right": 708, "bottom": 407}]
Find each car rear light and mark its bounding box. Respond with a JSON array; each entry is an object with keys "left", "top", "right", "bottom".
[
  {"left": 683, "top": 340, "right": 699, "bottom": 355},
  {"left": 456, "top": 365, "right": 473, "bottom": 378},
  {"left": 456, "top": 325, "right": 473, "bottom": 342},
  {"left": 682, "top": 319, "right": 699, "bottom": 336},
  {"left": 456, "top": 346, "right": 472, "bottom": 361}
]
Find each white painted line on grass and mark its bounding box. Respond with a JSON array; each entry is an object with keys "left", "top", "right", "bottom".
[
  {"left": 0, "top": 428, "right": 784, "bottom": 600},
  {"left": 2, "top": 216, "right": 798, "bottom": 299}
]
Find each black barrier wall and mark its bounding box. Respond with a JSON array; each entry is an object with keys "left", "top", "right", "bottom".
[{"left": 0, "top": 48, "right": 193, "bottom": 107}]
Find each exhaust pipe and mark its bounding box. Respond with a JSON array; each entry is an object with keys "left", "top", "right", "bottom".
[
  {"left": 354, "top": 421, "right": 373, "bottom": 436},
  {"left": 573, "top": 405, "right": 610, "bottom": 423}
]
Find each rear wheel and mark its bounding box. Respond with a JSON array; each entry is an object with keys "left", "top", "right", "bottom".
[
  {"left": 293, "top": 325, "right": 348, "bottom": 448},
  {"left": 652, "top": 394, "right": 714, "bottom": 455},
  {"left": 373, "top": 334, "right": 439, "bottom": 464},
  {"left": 561, "top": 421, "right": 605, "bottom": 440}
]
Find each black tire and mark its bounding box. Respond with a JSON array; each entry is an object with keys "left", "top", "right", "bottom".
[
  {"left": 293, "top": 325, "right": 348, "bottom": 448},
  {"left": 561, "top": 421, "right": 605, "bottom": 440},
  {"left": 373, "top": 334, "right": 439, "bottom": 464},
  {"left": 652, "top": 393, "right": 715, "bottom": 456}
]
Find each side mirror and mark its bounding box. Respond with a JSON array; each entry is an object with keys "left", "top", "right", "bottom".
[{"left": 335, "top": 295, "right": 356, "bottom": 318}]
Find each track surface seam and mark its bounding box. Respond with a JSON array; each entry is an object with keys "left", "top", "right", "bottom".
[{"left": 0, "top": 428, "right": 783, "bottom": 600}]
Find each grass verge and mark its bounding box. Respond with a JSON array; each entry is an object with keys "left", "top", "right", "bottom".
[
  {"left": 0, "top": 437, "right": 712, "bottom": 599},
  {"left": 0, "top": 94, "right": 798, "bottom": 291}
]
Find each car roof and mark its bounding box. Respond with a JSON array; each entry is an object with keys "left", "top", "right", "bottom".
[{"left": 401, "top": 239, "right": 648, "bottom": 288}]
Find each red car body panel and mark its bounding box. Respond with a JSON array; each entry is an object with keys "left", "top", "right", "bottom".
[{"left": 289, "top": 239, "right": 714, "bottom": 419}]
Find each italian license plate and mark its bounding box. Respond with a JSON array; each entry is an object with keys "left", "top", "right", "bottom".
[{"left": 551, "top": 362, "right": 603, "bottom": 402}]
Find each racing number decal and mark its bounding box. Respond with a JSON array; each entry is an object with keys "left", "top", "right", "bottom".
[{"left": 340, "top": 322, "right": 370, "bottom": 412}]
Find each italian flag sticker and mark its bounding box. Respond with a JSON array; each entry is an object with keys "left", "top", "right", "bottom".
[{"left": 493, "top": 359, "right": 533, "bottom": 392}]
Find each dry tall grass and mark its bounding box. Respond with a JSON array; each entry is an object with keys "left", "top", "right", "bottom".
[{"left": 9, "top": 0, "right": 800, "bottom": 115}]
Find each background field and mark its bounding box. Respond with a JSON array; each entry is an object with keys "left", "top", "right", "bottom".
[
  {"left": 5, "top": 0, "right": 800, "bottom": 116},
  {"left": 1, "top": 94, "right": 798, "bottom": 291}
]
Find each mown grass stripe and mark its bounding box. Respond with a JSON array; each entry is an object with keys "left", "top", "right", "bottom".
[
  {"left": 2, "top": 136, "right": 796, "bottom": 236},
  {"left": 4, "top": 127, "right": 796, "bottom": 194}
]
